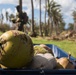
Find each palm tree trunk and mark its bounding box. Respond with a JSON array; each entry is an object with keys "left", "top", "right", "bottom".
[
  {"left": 54, "top": 21, "right": 59, "bottom": 35},
  {"left": 44, "top": 0, "right": 48, "bottom": 36},
  {"left": 39, "top": 0, "right": 43, "bottom": 37},
  {"left": 30, "top": 0, "right": 36, "bottom": 37},
  {"left": 19, "top": 0, "right": 22, "bottom": 14},
  {"left": 50, "top": 17, "right": 53, "bottom": 36},
  {"left": 47, "top": 0, "right": 50, "bottom": 36},
  {"left": 31, "top": 0, "right": 34, "bottom": 32},
  {"left": 74, "top": 20, "right": 76, "bottom": 32}
]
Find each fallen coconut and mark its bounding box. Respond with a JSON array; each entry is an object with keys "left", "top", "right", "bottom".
[
  {"left": 55, "top": 57, "right": 75, "bottom": 69},
  {"left": 39, "top": 44, "right": 54, "bottom": 55},
  {"left": 34, "top": 45, "right": 48, "bottom": 55},
  {"left": 0, "top": 30, "right": 34, "bottom": 68},
  {"left": 30, "top": 53, "right": 57, "bottom": 69}
]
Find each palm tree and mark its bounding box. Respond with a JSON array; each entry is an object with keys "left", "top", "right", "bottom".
[
  {"left": 47, "top": 0, "right": 50, "bottom": 36},
  {"left": 9, "top": 14, "right": 15, "bottom": 22},
  {"left": 52, "top": 8, "right": 61, "bottom": 35},
  {"left": 9, "top": 14, "right": 15, "bottom": 27},
  {"left": 0, "top": 13, "right": 4, "bottom": 25},
  {"left": 39, "top": 0, "right": 43, "bottom": 36},
  {"left": 6, "top": 11, "right": 9, "bottom": 21},
  {"left": 56, "top": 12, "right": 65, "bottom": 32},
  {"left": 44, "top": 0, "right": 48, "bottom": 36},
  {"left": 19, "top": 0, "right": 22, "bottom": 14},
  {"left": 30, "top": 0, "right": 36, "bottom": 37},
  {"left": 47, "top": 0, "right": 54, "bottom": 36},
  {"left": 68, "top": 23, "right": 73, "bottom": 30},
  {"left": 72, "top": 9, "right": 76, "bottom": 32},
  {"left": 47, "top": 0, "right": 63, "bottom": 35}
]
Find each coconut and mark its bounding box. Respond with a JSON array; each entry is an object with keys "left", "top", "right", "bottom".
[
  {"left": 55, "top": 57, "right": 75, "bottom": 69},
  {"left": 34, "top": 45, "right": 48, "bottom": 55},
  {"left": 39, "top": 44, "right": 54, "bottom": 55},
  {"left": 30, "top": 53, "right": 57, "bottom": 69},
  {"left": 0, "top": 30, "right": 34, "bottom": 68}
]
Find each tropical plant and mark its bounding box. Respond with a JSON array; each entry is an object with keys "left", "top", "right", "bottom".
[
  {"left": 6, "top": 11, "right": 9, "bottom": 21},
  {"left": 72, "top": 9, "right": 76, "bottom": 32},
  {"left": 9, "top": 14, "right": 15, "bottom": 22},
  {"left": 0, "top": 13, "right": 4, "bottom": 25},
  {"left": 30, "top": 0, "right": 37, "bottom": 37},
  {"left": 44, "top": 0, "right": 48, "bottom": 36},
  {"left": 19, "top": 0, "right": 22, "bottom": 14},
  {"left": 39, "top": 0, "right": 43, "bottom": 36},
  {"left": 46, "top": 0, "right": 64, "bottom": 35},
  {"left": 68, "top": 23, "right": 73, "bottom": 30}
]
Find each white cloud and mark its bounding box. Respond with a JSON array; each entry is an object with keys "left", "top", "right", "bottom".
[
  {"left": 1, "top": 8, "right": 15, "bottom": 24},
  {"left": 53, "top": 0, "right": 76, "bottom": 28},
  {"left": 25, "top": 8, "right": 31, "bottom": 16},
  {"left": 0, "top": 0, "right": 76, "bottom": 26},
  {"left": 0, "top": 0, "right": 17, "bottom": 5},
  {"left": 0, "top": 0, "right": 31, "bottom": 14},
  {"left": 6, "top": 8, "right": 13, "bottom": 15},
  {"left": 54, "top": 0, "right": 76, "bottom": 20},
  {"left": 1, "top": 9, "right": 6, "bottom": 23}
]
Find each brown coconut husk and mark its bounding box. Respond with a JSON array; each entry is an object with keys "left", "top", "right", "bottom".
[
  {"left": 55, "top": 57, "right": 75, "bottom": 69},
  {"left": 0, "top": 64, "right": 7, "bottom": 69}
]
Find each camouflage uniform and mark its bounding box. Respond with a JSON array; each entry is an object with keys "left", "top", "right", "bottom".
[{"left": 11, "top": 5, "right": 28, "bottom": 32}]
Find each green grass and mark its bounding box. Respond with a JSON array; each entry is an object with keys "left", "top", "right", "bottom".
[
  {"left": 0, "top": 31, "right": 3, "bottom": 35},
  {"left": 31, "top": 37, "right": 76, "bottom": 58}
]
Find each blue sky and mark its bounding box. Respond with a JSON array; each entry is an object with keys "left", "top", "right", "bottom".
[{"left": 0, "top": 0, "right": 76, "bottom": 28}]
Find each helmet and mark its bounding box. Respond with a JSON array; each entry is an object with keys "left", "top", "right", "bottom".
[{"left": 16, "top": 5, "right": 20, "bottom": 9}]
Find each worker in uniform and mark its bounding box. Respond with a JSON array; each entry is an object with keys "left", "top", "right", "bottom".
[{"left": 11, "top": 5, "right": 28, "bottom": 32}]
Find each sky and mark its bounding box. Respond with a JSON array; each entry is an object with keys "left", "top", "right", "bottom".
[{"left": 0, "top": 0, "right": 76, "bottom": 28}]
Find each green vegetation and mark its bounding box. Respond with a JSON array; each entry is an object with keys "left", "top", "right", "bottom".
[
  {"left": 32, "top": 37, "right": 76, "bottom": 58},
  {"left": 0, "top": 31, "right": 3, "bottom": 35}
]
